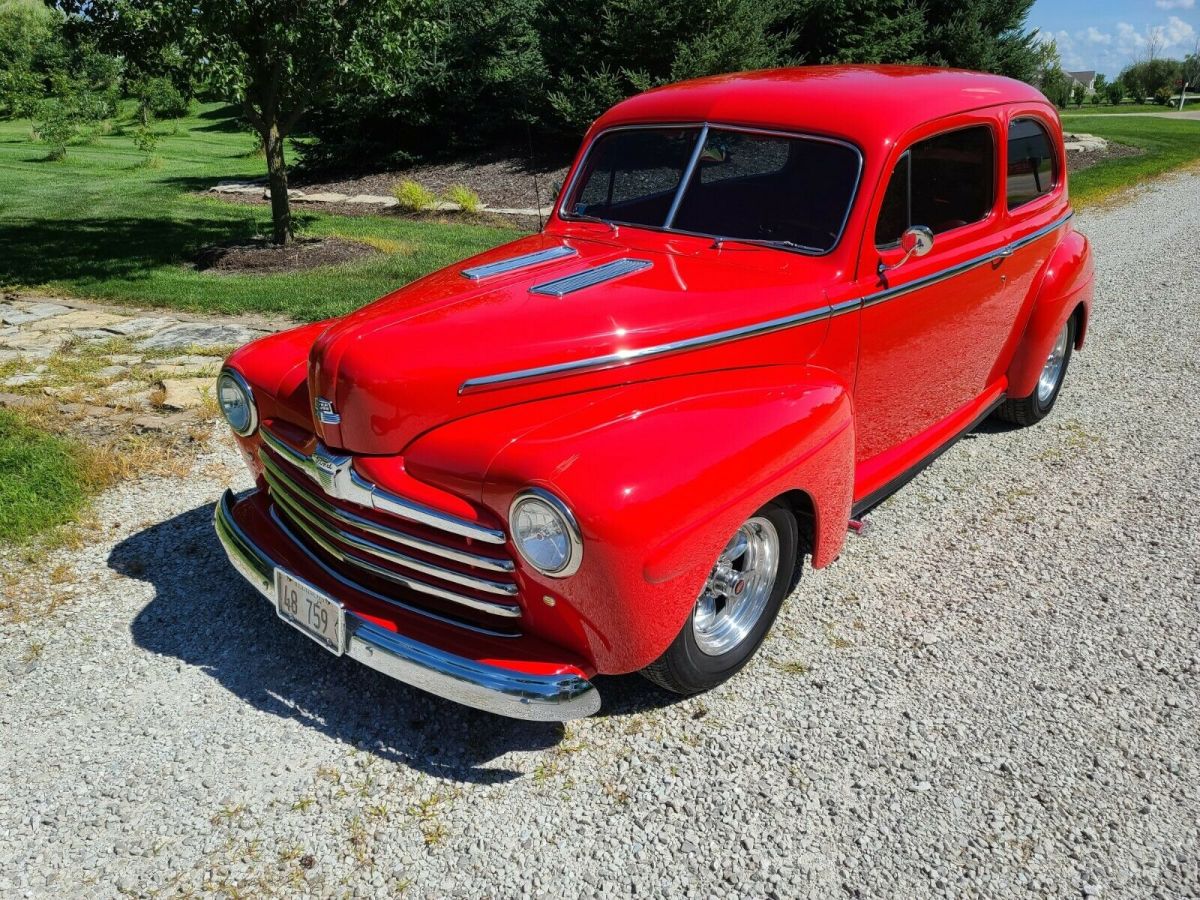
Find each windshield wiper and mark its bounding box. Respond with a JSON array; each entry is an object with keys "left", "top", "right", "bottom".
[{"left": 710, "top": 235, "right": 818, "bottom": 254}]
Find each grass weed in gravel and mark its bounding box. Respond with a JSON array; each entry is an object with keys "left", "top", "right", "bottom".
[{"left": 0, "top": 408, "right": 91, "bottom": 544}]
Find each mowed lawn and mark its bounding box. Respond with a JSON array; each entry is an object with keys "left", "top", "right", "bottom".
[
  {"left": 1062, "top": 113, "right": 1200, "bottom": 207},
  {"left": 0, "top": 103, "right": 517, "bottom": 322}
]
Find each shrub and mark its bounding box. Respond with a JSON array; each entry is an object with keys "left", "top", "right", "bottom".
[
  {"left": 445, "top": 183, "right": 481, "bottom": 214},
  {"left": 393, "top": 179, "right": 436, "bottom": 212},
  {"left": 132, "top": 124, "right": 159, "bottom": 154},
  {"left": 1105, "top": 80, "right": 1124, "bottom": 105},
  {"left": 1153, "top": 86, "right": 1172, "bottom": 106},
  {"left": 33, "top": 99, "right": 74, "bottom": 159},
  {"left": 133, "top": 76, "right": 188, "bottom": 124}
]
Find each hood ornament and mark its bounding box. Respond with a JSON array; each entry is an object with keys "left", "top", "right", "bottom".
[{"left": 315, "top": 397, "right": 341, "bottom": 425}]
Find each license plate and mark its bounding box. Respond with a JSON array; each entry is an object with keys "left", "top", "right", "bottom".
[{"left": 275, "top": 569, "right": 345, "bottom": 655}]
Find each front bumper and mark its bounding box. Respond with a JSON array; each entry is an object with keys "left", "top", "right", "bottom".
[{"left": 213, "top": 489, "right": 601, "bottom": 721}]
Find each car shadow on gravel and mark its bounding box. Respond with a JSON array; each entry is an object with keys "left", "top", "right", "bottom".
[{"left": 112, "top": 503, "right": 581, "bottom": 784}]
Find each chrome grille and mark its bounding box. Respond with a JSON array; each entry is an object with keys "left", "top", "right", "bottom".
[{"left": 257, "top": 427, "right": 521, "bottom": 632}]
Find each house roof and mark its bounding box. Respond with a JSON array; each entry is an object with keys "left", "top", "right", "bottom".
[{"left": 1066, "top": 71, "right": 1097, "bottom": 86}]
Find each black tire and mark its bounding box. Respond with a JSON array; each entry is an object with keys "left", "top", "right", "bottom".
[
  {"left": 640, "top": 501, "right": 799, "bottom": 696},
  {"left": 993, "top": 315, "right": 1075, "bottom": 427}
]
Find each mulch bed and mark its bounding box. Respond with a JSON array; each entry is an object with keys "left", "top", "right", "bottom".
[
  {"left": 1066, "top": 141, "right": 1143, "bottom": 173},
  {"left": 193, "top": 237, "right": 378, "bottom": 275}
]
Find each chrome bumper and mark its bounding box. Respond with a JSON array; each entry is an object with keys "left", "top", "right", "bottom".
[{"left": 213, "top": 489, "right": 601, "bottom": 721}]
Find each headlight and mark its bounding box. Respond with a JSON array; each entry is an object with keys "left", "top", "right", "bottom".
[
  {"left": 217, "top": 368, "right": 258, "bottom": 437},
  {"left": 509, "top": 489, "right": 583, "bottom": 578}
]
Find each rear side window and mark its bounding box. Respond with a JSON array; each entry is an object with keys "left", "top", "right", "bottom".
[
  {"left": 1007, "top": 118, "right": 1057, "bottom": 210},
  {"left": 875, "top": 125, "right": 996, "bottom": 247}
]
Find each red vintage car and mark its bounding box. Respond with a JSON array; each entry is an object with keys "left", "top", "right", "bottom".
[{"left": 214, "top": 66, "right": 1093, "bottom": 720}]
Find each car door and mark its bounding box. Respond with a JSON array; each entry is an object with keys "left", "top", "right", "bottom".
[{"left": 852, "top": 115, "right": 1013, "bottom": 475}]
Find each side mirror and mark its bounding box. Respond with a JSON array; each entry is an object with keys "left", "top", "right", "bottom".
[{"left": 878, "top": 225, "right": 934, "bottom": 277}]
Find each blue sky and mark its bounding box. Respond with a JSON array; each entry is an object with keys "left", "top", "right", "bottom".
[{"left": 1029, "top": 0, "right": 1198, "bottom": 75}]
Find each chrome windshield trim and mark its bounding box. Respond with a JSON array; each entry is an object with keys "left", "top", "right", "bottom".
[
  {"left": 263, "top": 461, "right": 518, "bottom": 597},
  {"left": 460, "top": 211, "right": 1073, "bottom": 394},
  {"left": 557, "top": 122, "right": 865, "bottom": 258},
  {"left": 259, "top": 426, "right": 506, "bottom": 545},
  {"left": 259, "top": 451, "right": 513, "bottom": 573},
  {"left": 461, "top": 245, "right": 578, "bottom": 280},
  {"left": 529, "top": 258, "right": 653, "bottom": 297},
  {"left": 664, "top": 124, "right": 710, "bottom": 229}
]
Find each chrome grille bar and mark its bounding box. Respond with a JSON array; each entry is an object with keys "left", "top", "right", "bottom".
[
  {"left": 263, "top": 460, "right": 517, "bottom": 598},
  {"left": 461, "top": 245, "right": 577, "bottom": 280},
  {"left": 267, "top": 483, "right": 521, "bottom": 619},
  {"left": 260, "top": 426, "right": 506, "bottom": 545},
  {"left": 268, "top": 509, "right": 520, "bottom": 638},
  {"left": 259, "top": 450, "right": 513, "bottom": 573},
  {"left": 529, "top": 258, "right": 652, "bottom": 297}
]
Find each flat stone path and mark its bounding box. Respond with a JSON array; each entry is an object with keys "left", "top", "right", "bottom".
[
  {"left": 0, "top": 295, "right": 278, "bottom": 435},
  {"left": 209, "top": 181, "right": 553, "bottom": 217}
]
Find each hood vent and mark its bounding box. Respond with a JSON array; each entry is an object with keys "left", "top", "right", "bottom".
[
  {"left": 461, "top": 245, "right": 577, "bottom": 280},
  {"left": 529, "top": 258, "right": 653, "bottom": 297}
]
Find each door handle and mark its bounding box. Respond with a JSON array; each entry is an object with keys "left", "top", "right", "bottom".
[{"left": 996, "top": 246, "right": 1014, "bottom": 259}]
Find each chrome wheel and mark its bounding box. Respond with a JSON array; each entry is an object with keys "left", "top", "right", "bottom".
[
  {"left": 1037, "top": 323, "right": 1070, "bottom": 404},
  {"left": 692, "top": 517, "right": 780, "bottom": 656}
]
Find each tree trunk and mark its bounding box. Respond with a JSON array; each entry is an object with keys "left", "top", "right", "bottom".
[{"left": 263, "top": 123, "right": 291, "bottom": 246}]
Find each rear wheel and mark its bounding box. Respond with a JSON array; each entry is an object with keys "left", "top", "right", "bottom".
[
  {"left": 994, "top": 316, "right": 1075, "bottom": 427},
  {"left": 640, "top": 502, "right": 798, "bottom": 695}
]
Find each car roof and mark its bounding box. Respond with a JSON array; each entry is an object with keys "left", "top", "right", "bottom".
[{"left": 593, "top": 66, "right": 1055, "bottom": 149}]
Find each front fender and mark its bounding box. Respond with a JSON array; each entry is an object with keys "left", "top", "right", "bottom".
[
  {"left": 406, "top": 366, "right": 854, "bottom": 673},
  {"left": 1007, "top": 227, "right": 1094, "bottom": 399}
]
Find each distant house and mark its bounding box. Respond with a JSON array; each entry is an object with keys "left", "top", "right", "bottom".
[{"left": 1065, "top": 70, "right": 1096, "bottom": 96}]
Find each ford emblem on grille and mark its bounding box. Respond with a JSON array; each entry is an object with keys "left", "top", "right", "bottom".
[
  {"left": 315, "top": 397, "right": 341, "bottom": 425},
  {"left": 311, "top": 444, "right": 353, "bottom": 497}
]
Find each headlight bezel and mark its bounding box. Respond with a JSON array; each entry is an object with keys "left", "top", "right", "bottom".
[
  {"left": 217, "top": 367, "right": 259, "bottom": 437},
  {"left": 508, "top": 488, "right": 583, "bottom": 578}
]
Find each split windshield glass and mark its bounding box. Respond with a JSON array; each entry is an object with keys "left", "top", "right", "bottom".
[{"left": 565, "top": 126, "right": 861, "bottom": 254}]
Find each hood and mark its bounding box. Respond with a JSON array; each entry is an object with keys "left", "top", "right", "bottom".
[{"left": 308, "top": 229, "right": 838, "bottom": 455}]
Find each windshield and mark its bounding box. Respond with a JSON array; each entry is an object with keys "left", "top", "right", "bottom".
[{"left": 564, "top": 126, "right": 861, "bottom": 254}]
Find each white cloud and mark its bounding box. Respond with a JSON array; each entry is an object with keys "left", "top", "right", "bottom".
[
  {"left": 1084, "top": 27, "right": 1112, "bottom": 45},
  {"left": 1163, "top": 15, "right": 1196, "bottom": 45},
  {"left": 1154, "top": 0, "right": 1194, "bottom": 10}
]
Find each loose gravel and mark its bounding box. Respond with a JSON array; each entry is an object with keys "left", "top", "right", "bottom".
[{"left": 2, "top": 171, "right": 1199, "bottom": 899}]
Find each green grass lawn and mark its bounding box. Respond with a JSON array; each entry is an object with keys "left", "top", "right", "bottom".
[
  {"left": 0, "top": 409, "right": 91, "bottom": 543},
  {"left": 0, "top": 103, "right": 517, "bottom": 322},
  {"left": 1060, "top": 103, "right": 1191, "bottom": 116},
  {"left": 1062, "top": 114, "right": 1200, "bottom": 207}
]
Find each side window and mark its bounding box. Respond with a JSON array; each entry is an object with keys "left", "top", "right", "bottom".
[
  {"left": 874, "top": 125, "right": 996, "bottom": 247},
  {"left": 1007, "top": 118, "right": 1057, "bottom": 210}
]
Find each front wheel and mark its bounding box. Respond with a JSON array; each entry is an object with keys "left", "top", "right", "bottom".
[
  {"left": 994, "top": 316, "right": 1075, "bottom": 427},
  {"left": 640, "top": 502, "right": 798, "bottom": 696}
]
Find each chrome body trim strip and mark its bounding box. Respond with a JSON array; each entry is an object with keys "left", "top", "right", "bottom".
[
  {"left": 258, "top": 451, "right": 513, "bottom": 573},
  {"left": 259, "top": 427, "right": 506, "bottom": 545},
  {"left": 461, "top": 211, "right": 1074, "bottom": 394},
  {"left": 214, "top": 490, "right": 600, "bottom": 719},
  {"left": 461, "top": 245, "right": 578, "bottom": 280},
  {"left": 529, "top": 258, "right": 653, "bottom": 297},
  {"left": 262, "top": 461, "right": 519, "bottom": 601}
]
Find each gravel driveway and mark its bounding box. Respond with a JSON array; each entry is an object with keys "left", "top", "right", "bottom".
[{"left": 2, "top": 172, "right": 1198, "bottom": 899}]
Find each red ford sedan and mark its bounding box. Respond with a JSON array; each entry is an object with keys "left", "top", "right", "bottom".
[{"left": 213, "top": 66, "right": 1094, "bottom": 720}]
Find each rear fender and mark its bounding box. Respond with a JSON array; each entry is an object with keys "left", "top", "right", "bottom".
[
  {"left": 1007, "top": 227, "right": 1094, "bottom": 399},
  {"left": 410, "top": 366, "right": 855, "bottom": 672}
]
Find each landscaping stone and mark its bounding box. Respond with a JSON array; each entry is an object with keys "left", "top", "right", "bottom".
[
  {"left": 158, "top": 377, "right": 211, "bottom": 410},
  {"left": 104, "top": 317, "right": 177, "bottom": 337},
  {"left": 0, "top": 392, "right": 38, "bottom": 408},
  {"left": 296, "top": 192, "right": 349, "bottom": 203},
  {"left": 137, "top": 322, "right": 263, "bottom": 351},
  {"left": 2, "top": 373, "right": 42, "bottom": 387},
  {"left": 106, "top": 354, "right": 143, "bottom": 365},
  {"left": 93, "top": 365, "right": 129, "bottom": 380},
  {"left": 29, "top": 310, "right": 130, "bottom": 332},
  {"left": 346, "top": 194, "right": 399, "bottom": 206}
]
